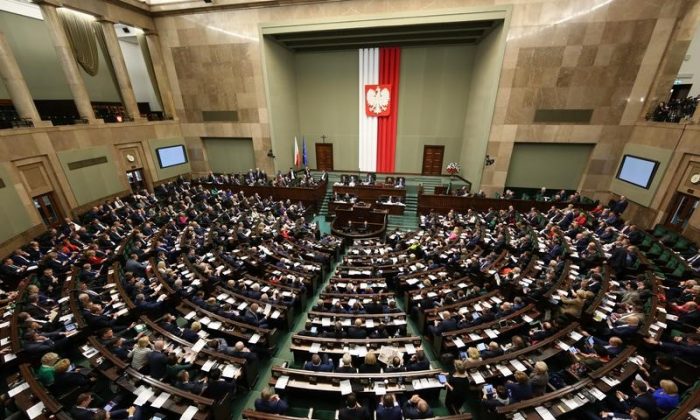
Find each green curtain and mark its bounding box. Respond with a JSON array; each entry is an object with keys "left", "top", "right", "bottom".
[{"left": 58, "top": 8, "right": 99, "bottom": 76}]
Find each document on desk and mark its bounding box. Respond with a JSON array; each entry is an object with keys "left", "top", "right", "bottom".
[
  {"left": 535, "top": 406, "right": 556, "bottom": 420},
  {"left": 271, "top": 310, "right": 281, "bottom": 320},
  {"left": 201, "top": 359, "right": 217, "bottom": 372},
  {"left": 184, "top": 311, "right": 196, "bottom": 320},
  {"left": 4, "top": 353, "right": 16, "bottom": 362},
  {"left": 589, "top": 387, "right": 606, "bottom": 400},
  {"left": 248, "top": 333, "right": 261, "bottom": 344},
  {"left": 452, "top": 337, "right": 466, "bottom": 348},
  {"left": 26, "top": 401, "right": 44, "bottom": 419},
  {"left": 275, "top": 375, "right": 289, "bottom": 390},
  {"left": 0, "top": 337, "right": 9, "bottom": 347},
  {"left": 322, "top": 317, "right": 331, "bottom": 327},
  {"left": 222, "top": 365, "right": 239, "bottom": 379},
  {"left": 497, "top": 365, "right": 513, "bottom": 377},
  {"left": 151, "top": 392, "right": 170, "bottom": 409},
  {"left": 340, "top": 380, "right": 353, "bottom": 395},
  {"left": 484, "top": 329, "right": 498, "bottom": 339},
  {"left": 569, "top": 331, "right": 583, "bottom": 341},
  {"left": 181, "top": 405, "right": 199, "bottom": 420},
  {"left": 134, "top": 387, "right": 155, "bottom": 406},
  {"left": 404, "top": 343, "right": 416, "bottom": 355},
  {"left": 601, "top": 376, "right": 620, "bottom": 387},
  {"left": 373, "top": 381, "right": 387, "bottom": 395},
  {"left": 8, "top": 381, "right": 29, "bottom": 397},
  {"left": 510, "top": 359, "right": 527, "bottom": 372},
  {"left": 688, "top": 408, "right": 700, "bottom": 420},
  {"left": 365, "top": 319, "right": 374, "bottom": 328},
  {"left": 469, "top": 333, "right": 482, "bottom": 341},
  {"left": 470, "top": 371, "right": 485, "bottom": 384},
  {"left": 309, "top": 342, "right": 321, "bottom": 354},
  {"left": 191, "top": 338, "right": 206, "bottom": 352}
]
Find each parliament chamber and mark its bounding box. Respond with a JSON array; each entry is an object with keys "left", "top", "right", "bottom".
[{"left": 1, "top": 0, "right": 700, "bottom": 420}]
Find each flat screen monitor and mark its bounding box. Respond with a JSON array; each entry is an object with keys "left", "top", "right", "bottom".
[
  {"left": 156, "top": 145, "right": 188, "bottom": 168},
  {"left": 615, "top": 154, "right": 659, "bottom": 189}
]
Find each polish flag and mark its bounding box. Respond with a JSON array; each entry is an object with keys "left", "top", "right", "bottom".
[{"left": 358, "top": 47, "right": 401, "bottom": 173}]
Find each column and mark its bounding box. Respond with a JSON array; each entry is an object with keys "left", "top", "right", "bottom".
[
  {"left": 0, "top": 31, "right": 51, "bottom": 127},
  {"left": 37, "top": 1, "right": 99, "bottom": 123},
  {"left": 144, "top": 31, "right": 177, "bottom": 119},
  {"left": 98, "top": 18, "right": 144, "bottom": 121}
]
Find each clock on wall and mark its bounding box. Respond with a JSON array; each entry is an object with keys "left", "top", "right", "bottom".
[
  {"left": 691, "top": 173, "right": 700, "bottom": 184},
  {"left": 126, "top": 154, "right": 136, "bottom": 163}
]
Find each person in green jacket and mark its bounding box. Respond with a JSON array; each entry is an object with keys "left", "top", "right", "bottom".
[{"left": 36, "top": 352, "right": 59, "bottom": 387}]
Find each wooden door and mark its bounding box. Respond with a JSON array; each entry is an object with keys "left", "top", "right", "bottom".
[
  {"left": 421, "top": 145, "right": 444, "bottom": 175},
  {"left": 665, "top": 192, "right": 699, "bottom": 231},
  {"left": 33, "top": 192, "right": 63, "bottom": 227},
  {"left": 316, "top": 143, "right": 334, "bottom": 171}
]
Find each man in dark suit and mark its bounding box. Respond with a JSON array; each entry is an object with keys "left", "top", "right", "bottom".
[
  {"left": 70, "top": 393, "right": 135, "bottom": 420},
  {"left": 615, "top": 380, "right": 657, "bottom": 415},
  {"left": 303, "top": 353, "right": 334, "bottom": 372},
  {"left": 124, "top": 254, "right": 147, "bottom": 277},
  {"left": 255, "top": 387, "right": 289, "bottom": 415},
  {"left": 405, "top": 350, "right": 430, "bottom": 371},
  {"left": 376, "top": 394, "right": 403, "bottom": 420},
  {"left": 429, "top": 311, "right": 458, "bottom": 336},
  {"left": 339, "top": 393, "right": 370, "bottom": 420},
  {"left": 202, "top": 368, "right": 236, "bottom": 400},
  {"left": 611, "top": 196, "right": 629, "bottom": 214},
  {"left": 348, "top": 318, "right": 367, "bottom": 339},
  {"left": 147, "top": 340, "right": 169, "bottom": 380}
]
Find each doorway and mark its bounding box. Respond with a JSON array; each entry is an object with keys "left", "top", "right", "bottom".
[
  {"left": 315, "top": 143, "right": 334, "bottom": 171},
  {"left": 33, "top": 192, "right": 63, "bottom": 227},
  {"left": 127, "top": 169, "right": 147, "bottom": 193},
  {"left": 665, "top": 192, "right": 699, "bottom": 231},
  {"left": 669, "top": 84, "right": 692, "bottom": 102},
  {"left": 421, "top": 145, "right": 444, "bottom": 175}
]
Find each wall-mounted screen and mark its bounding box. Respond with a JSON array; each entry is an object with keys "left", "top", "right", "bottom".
[
  {"left": 156, "top": 145, "right": 188, "bottom": 168},
  {"left": 616, "top": 155, "right": 660, "bottom": 189}
]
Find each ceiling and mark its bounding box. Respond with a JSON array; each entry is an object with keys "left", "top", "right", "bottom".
[{"left": 267, "top": 20, "right": 500, "bottom": 52}]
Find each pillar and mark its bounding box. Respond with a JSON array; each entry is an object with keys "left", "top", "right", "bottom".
[
  {"left": 0, "top": 31, "right": 51, "bottom": 127},
  {"left": 98, "top": 18, "right": 144, "bottom": 121},
  {"left": 144, "top": 31, "right": 177, "bottom": 120}
]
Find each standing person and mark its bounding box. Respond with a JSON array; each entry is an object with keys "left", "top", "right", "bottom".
[{"left": 444, "top": 360, "right": 470, "bottom": 414}]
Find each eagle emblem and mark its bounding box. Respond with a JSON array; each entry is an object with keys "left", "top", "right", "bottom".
[{"left": 365, "top": 84, "right": 391, "bottom": 116}]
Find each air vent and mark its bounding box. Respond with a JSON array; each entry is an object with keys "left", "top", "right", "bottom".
[
  {"left": 202, "top": 111, "right": 239, "bottom": 122},
  {"left": 534, "top": 109, "right": 593, "bottom": 124},
  {"left": 67, "top": 156, "right": 108, "bottom": 170}
]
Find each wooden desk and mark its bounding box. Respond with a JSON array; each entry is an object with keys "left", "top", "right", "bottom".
[
  {"left": 196, "top": 180, "right": 328, "bottom": 212},
  {"left": 417, "top": 194, "right": 598, "bottom": 214},
  {"left": 333, "top": 185, "right": 406, "bottom": 202}
]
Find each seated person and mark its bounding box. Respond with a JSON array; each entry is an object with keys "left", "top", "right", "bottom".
[
  {"left": 376, "top": 394, "right": 403, "bottom": 420},
  {"left": 653, "top": 380, "right": 680, "bottom": 416},
  {"left": 202, "top": 368, "right": 236, "bottom": 400},
  {"left": 402, "top": 394, "right": 433, "bottom": 419},
  {"left": 405, "top": 349, "right": 430, "bottom": 371},
  {"left": 336, "top": 353, "right": 358, "bottom": 373},
  {"left": 174, "top": 370, "right": 205, "bottom": 394},
  {"left": 70, "top": 393, "right": 136, "bottom": 420},
  {"left": 506, "top": 371, "right": 533, "bottom": 403},
  {"left": 358, "top": 352, "right": 381, "bottom": 373},
  {"left": 384, "top": 356, "right": 404, "bottom": 373},
  {"left": 255, "top": 386, "right": 289, "bottom": 415},
  {"left": 339, "top": 393, "right": 370, "bottom": 420},
  {"left": 53, "top": 358, "right": 93, "bottom": 389},
  {"left": 303, "top": 353, "right": 333, "bottom": 372},
  {"left": 482, "top": 385, "right": 510, "bottom": 411}
]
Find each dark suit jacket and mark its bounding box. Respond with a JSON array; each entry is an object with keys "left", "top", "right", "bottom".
[
  {"left": 339, "top": 406, "right": 371, "bottom": 420},
  {"left": 147, "top": 351, "right": 168, "bottom": 379},
  {"left": 375, "top": 404, "right": 403, "bottom": 420}
]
